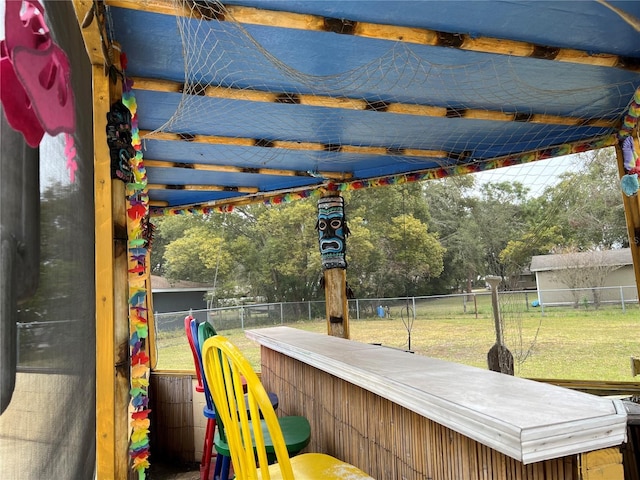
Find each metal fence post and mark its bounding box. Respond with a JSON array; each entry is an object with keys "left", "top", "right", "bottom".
[
  {"left": 356, "top": 299, "right": 360, "bottom": 320},
  {"left": 620, "top": 286, "right": 625, "bottom": 313},
  {"left": 280, "top": 303, "right": 284, "bottom": 324},
  {"left": 412, "top": 296, "right": 416, "bottom": 320},
  {"left": 474, "top": 294, "right": 478, "bottom": 319}
]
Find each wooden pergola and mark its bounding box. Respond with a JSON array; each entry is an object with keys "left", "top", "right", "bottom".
[{"left": 69, "top": 1, "right": 640, "bottom": 478}]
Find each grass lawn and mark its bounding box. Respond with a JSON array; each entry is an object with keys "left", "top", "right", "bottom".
[{"left": 155, "top": 300, "right": 639, "bottom": 382}]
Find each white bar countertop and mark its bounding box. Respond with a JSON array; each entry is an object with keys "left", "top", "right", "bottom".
[{"left": 246, "top": 326, "right": 627, "bottom": 465}]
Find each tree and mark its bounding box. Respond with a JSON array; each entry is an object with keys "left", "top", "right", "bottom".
[
  {"left": 472, "top": 181, "right": 531, "bottom": 282},
  {"left": 228, "top": 201, "right": 321, "bottom": 302},
  {"left": 346, "top": 184, "right": 446, "bottom": 297},
  {"left": 380, "top": 214, "right": 445, "bottom": 297},
  {"left": 347, "top": 183, "right": 431, "bottom": 228},
  {"left": 149, "top": 147, "right": 630, "bottom": 301},
  {"left": 499, "top": 226, "right": 562, "bottom": 288},
  {"left": 424, "top": 176, "right": 486, "bottom": 293},
  {"left": 150, "top": 214, "right": 224, "bottom": 276},
  {"left": 163, "top": 225, "right": 232, "bottom": 284},
  {"left": 343, "top": 215, "right": 380, "bottom": 298},
  {"left": 537, "top": 148, "right": 628, "bottom": 250}
]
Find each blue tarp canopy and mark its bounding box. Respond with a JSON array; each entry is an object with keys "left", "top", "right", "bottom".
[{"left": 99, "top": 0, "right": 640, "bottom": 210}]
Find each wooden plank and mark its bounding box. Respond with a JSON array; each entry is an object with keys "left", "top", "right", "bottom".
[
  {"left": 615, "top": 142, "right": 640, "bottom": 303},
  {"left": 114, "top": 177, "right": 131, "bottom": 480},
  {"left": 139, "top": 130, "right": 448, "bottom": 159},
  {"left": 578, "top": 448, "right": 624, "bottom": 480},
  {"left": 105, "top": 50, "right": 133, "bottom": 480},
  {"left": 249, "top": 327, "right": 628, "bottom": 477},
  {"left": 146, "top": 259, "right": 158, "bottom": 369},
  {"left": 146, "top": 135, "right": 617, "bottom": 214},
  {"left": 324, "top": 268, "right": 349, "bottom": 338},
  {"left": 143, "top": 158, "right": 352, "bottom": 181},
  {"left": 146, "top": 183, "right": 259, "bottom": 193},
  {"left": 258, "top": 347, "right": 612, "bottom": 480},
  {"left": 73, "top": 0, "right": 108, "bottom": 66},
  {"left": 107, "top": 0, "right": 639, "bottom": 72},
  {"left": 75, "top": 3, "right": 128, "bottom": 476},
  {"left": 531, "top": 378, "right": 640, "bottom": 396},
  {"left": 131, "top": 76, "right": 614, "bottom": 129},
  {"left": 91, "top": 62, "right": 116, "bottom": 480}
]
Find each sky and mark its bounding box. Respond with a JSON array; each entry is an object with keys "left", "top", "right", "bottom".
[{"left": 471, "top": 152, "right": 590, "bottom": 198}]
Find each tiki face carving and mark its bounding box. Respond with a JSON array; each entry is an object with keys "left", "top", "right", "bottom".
[{"left": 317, "top": 196, "right": 349, "bottom": 270}]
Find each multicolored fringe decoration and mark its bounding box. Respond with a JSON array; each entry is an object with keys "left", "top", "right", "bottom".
[
  {"left": 121, "top": 77, "right": 152, "bottom": 479},
  {"left": 618, "top": 87, "right": 640, "bottom": 196},
  {"left": 619, "top": 86, "right": 640, "bottom": 141},
  {"left": 150, "top": 204, "right": 235, "bottom": 217},
  {"left": 152, "top": 135, "right": 615, "bottom": 216}
]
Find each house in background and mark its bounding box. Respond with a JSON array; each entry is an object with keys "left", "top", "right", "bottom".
[
  {"left": 530, "top": 248, "right": 637, "bottom": 307},
  {"left": 151, "top": 275, "right": 214, "bottom": 328}
]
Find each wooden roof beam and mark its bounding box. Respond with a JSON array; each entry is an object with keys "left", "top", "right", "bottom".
[
  {"left": 143, "top": 158, "right": 352, "bottom": 181},
  {"left": 106, "top": 0, "right": 640, "bottom": 72},
  {"left": 132, "top": 77, "right": 616, "bottom": 129},
  {"left": 147, "top": 183, "right": 259, "bottom": 193},
  {"left": 141, "top": 130, "right": 454, "bottom": 160}
]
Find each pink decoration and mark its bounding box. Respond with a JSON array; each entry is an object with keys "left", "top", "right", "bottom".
[
  {"left": 1, "top": 39, "right": 44, "bottom": 146},
  {"left": 12, "top": 44, "right": 75, "bottom": 135},
  {"left": 1, "top": 0, "right": 76, "bottom": 150},
  {"left": 64, "top": 133, "right": 78, "bottom": 183}
]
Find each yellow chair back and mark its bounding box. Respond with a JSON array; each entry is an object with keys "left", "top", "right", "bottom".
[{"left": 202, "top": 335, "right": 295, "bottom": 480}]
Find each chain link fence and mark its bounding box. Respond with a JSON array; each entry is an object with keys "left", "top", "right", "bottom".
[{"left": 153, "top": 285, "right": 639, "bottom": 335}]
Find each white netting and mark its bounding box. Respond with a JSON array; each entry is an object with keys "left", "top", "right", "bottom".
[{"left": 144, "top": 0, "right": 631, "bottom": 176}]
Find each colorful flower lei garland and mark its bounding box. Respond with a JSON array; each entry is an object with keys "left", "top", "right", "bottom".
[
  {"left": 121, "top": 80, "right": 152, "bottom": 480},
  {"left": 150, "top": 135, "right": 615, "bottom": 216}
]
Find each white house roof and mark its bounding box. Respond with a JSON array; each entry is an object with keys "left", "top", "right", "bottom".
[{"left": 530, "top": 248, "right": 632, "bottom": 273}]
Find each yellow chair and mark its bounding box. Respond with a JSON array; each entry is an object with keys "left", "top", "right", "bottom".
[{"left": 202, "top": 335, "right": 374, "bottom": 480}]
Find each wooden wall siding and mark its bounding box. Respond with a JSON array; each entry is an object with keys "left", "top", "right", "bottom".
[
  {"left": 260, "top": 347, "right": 581, "bottom": 480},
  {"left": 149, "top": 374, "right": 195, "bottom": 464}
]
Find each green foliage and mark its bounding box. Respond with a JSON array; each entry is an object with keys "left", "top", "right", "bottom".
[
  {"left": 256, "top": 201, "right": 321, "bottom": 301},
  {"left": 380, "top": 214, "right": 445, "bottom": 296},
  {"left": 499, "top": 227, "right": 562, "bottom": 279},
  {"left": 423, "top": 177, "right": 485, "bottom": 292},
  {"left": 150, "top": 150, "right": 629, "bottom": 301},
  {"left": 473, "top": 180, "right": 530, "bottom": 278},
  {"left": 535, "top": 149, "right": 628, "bottom": 250},
  {"left": 343, "top": 215, "right": 380, "bottom": 297},
  {"left": 163, "top": 226, "right": 231, "bottom": 283}
]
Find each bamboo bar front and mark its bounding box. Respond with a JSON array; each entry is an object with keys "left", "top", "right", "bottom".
[{"left": 247, "top": 327, "right": 627, "bottom": 480}]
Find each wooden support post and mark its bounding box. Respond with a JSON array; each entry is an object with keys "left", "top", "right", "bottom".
[
  {"left": 317, "top": 194, "right": 350, "bottom": 338},
  {"left": 578, "top": 447, "right": 624, "bottom": 480},
  {"left": 73, "top": 1, "right": 131, "bottom": 475},
  {"left": 631, "top": 356, "right": 640, "bottom": 377},
  {"left": 324, "top": 268, "right": 349, "bottom": 338},
  {"left": 615, "top": 142, "right": 640, "bottom": 303},
  {"left": 92, "top": 62, "right": 118, "bottom": 479}
]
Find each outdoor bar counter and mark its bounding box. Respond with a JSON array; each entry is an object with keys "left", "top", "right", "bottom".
[{"left": 246, "top": 326, "right": 628, "bottom": 480}]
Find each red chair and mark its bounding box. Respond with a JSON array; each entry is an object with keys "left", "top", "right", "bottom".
[
  {"left": 184, "top": 315, "right": 220, "bottom": 480},
  {"left": 185, "top": 316, "right": 279, "bottom": 479}
]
